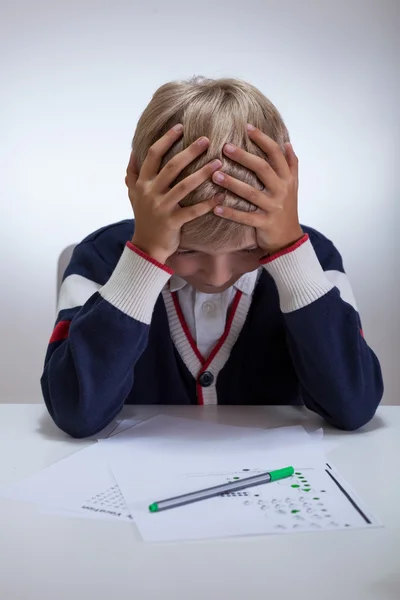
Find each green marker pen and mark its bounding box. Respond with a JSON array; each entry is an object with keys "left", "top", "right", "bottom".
[{"left": 149, "top": 466, "right": 294, "bottom": 513}]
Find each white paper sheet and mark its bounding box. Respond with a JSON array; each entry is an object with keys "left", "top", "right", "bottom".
[
  {"left": 100, "top": 414, "right": 264, "bottom": 446},
  {"left": 100, "top": 416, "right": 329, "bottom": 535},
  {"left": 1, "top": 416, "right": 150, "bottom": 520},
  {"left": 97, "top": 416, "right": 378, "bottom": 542},
  {"left": 99, "top": 415, "right": 322, "bottom": 472},
  {"left": 107, "top": 417, "right": 150, "bottom": 438},
  {"left": 1, "top": 443, "right": 132, "bottom": 521},
  {"left": 87, "top": 419, "right": 123, "bottom": 440},
  {"left": 89, "top": 416, "right": 147, "bottom": 440},
  {"left": 100, "top": 416, "right": 326, "bottom": 510},
  {"left": 131, "top": 464, "right": 380, "bottom": 542},
  {"left": 2, "top": 415, "right": 267, "bottom": 522}
]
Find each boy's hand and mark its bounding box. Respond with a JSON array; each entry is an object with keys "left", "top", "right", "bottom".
[
  {"left": 126, "top": 124, "right": 222, "bottom": 264},
  {"left": 212, "top": 125, "right": 303, "bottom": 255}
]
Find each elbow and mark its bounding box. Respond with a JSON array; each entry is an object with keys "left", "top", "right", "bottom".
[
  {"left": 43, "top": 397, "right": 102, "bottom": 438},
  {"left": 331, "top": 410, "right": 376, "bottom": 431},
  {"left": 51, "top": 413, "right": 100, "bottom": 439},
  {"left": 329, "top": 364, "right": 384, "bottom": 431},
  {"left": 329, "top": 390, "right": 383, "bottom": 432},
  {"left": 61, "top": 424, "right": 97, "bottom": 439},
  {"left": 50, "top": 404, "right": 114, "bottom": 438},
  {"left": 41, "top": 378, "right": 108, "bottom": 439}
]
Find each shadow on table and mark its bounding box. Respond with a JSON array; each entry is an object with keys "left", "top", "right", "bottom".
[
  {"left": 35, "top": 404, "right": 387, "bottom": 443},
  {"left": 303, "top": 408, "right": 387, "bottom": 437},
  {"left": 342, "top": 413, "right": 386, "bottom": 435},
  {"left": 217, "top": 405, "right": 387, "bottom": 437},
  {"left": 36, "top": 412, "right": 83, "bottom": 444}
]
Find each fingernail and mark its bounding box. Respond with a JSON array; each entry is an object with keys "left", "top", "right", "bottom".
[
  {"left": 197, "top": 137, "right": 209, "bottom": 147},
  {"left": 224, "top": 143, "right": 235, "bottom": 154},
  {"left": 213, "top": 172, "right": 224, "bottom": 182},
  {"left": 173, "top": 123, "right": 183, "bottom": 132},
  {"left": 210, "top": 159, "right": 222, "bottom": 169},
  {"left": 214, "top": 206, "right": 224, "bottom": 215},
  {"left": 247, "top": 123, "right": 255, "bottom": 131}
]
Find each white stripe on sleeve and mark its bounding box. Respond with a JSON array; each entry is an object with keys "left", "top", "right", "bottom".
[
  {"left": 58, "top": 274, "right": 102, "bottom": 312},
  {"left": 324, "top": 270, "right": 358, "bottom": 311}
]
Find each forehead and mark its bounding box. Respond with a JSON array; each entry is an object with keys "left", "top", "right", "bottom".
[{"left": 179, "top": 227, "right": 257, "bottom": 253}]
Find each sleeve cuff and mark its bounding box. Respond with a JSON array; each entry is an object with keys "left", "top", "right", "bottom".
[
  {"left": 99, "top": 243, "right": 173, "bottom": 324},
  {"left": 261, "top": 235, "right": 334, "bottom": 313}
]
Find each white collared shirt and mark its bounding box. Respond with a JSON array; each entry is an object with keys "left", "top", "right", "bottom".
[{"left": 169, "top": 269, "right": 260, "bottom": 358}]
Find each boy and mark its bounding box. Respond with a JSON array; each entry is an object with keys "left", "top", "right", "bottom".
[{"left": 42, "top": 77, "right": 383, "bottom": 438}]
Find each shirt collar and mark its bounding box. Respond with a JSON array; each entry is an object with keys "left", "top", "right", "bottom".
[{"left": 169, "top": 268, "right": 261, "bottom": 296}]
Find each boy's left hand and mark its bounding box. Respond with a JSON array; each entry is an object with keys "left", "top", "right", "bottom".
[{"left": 212, "top": 125, "right": 303, "bottom": 255}]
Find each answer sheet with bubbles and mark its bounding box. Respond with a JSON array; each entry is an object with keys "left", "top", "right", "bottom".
[{"left": 131, "top": 464, "right": 379, "bottom": 542}]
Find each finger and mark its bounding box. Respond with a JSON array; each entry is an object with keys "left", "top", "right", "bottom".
[
  {"left": 213, "top": 205, "right": 265, "bottom": 227},
  {"left": 127, "top": 151, "right": 139, "bottom": 177},
  {"left": 125, "top": 152, "right": 139, "bottom": 188},
  {"left": 154, "top": 136, "right": 210, "bottom": 192},
  {"left": 176, "top": 195, "right": 221, "bottom": 227},
  {"left": 246, "top": 125, "right": 289, "bottom": 179},
  {"left": 223, "top": 143, "right": 280, "bottom": 192},
  {"left": 164, "top": 159, "right": 222, "bottom": 207},
  {"left": 284, "top": 142, "right": 299, "bottom": 181},
  {"left": 139, "top": 124, "right": 184, "bottom": 181},
  {"left": 212, "top": 171, "right": 268, "bottom": 209}
]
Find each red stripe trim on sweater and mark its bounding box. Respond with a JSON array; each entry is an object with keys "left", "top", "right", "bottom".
[
  {"left": 171, "top": 292, "right": 205, "bottom": 365},
  {"left": 360, "top": 328, "right": 364, "bottom": 338},
  {"left": 201, "top": 290, "right": 243, "bottom": 371},
  {"left": 196, "top": 383, "right": 204, "bottom": 406},
  {"left": 49, "top": 320, "right": 71, "bottom": 343},
  {"left": 170, "top": 289, "right": 243, "bottom": 405},
  {"left": 126, "top": 242, "right": 174, "bottom": 275},
  {"left": 260, "top": 234, "right": 309, "bottom": 265}
]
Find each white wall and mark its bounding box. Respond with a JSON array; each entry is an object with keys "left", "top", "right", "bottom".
[{"left": 1, "top": 0, "right": 399, "bottom": 404}]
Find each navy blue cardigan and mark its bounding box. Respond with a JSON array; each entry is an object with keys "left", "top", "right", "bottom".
[{"left": 41, "top": 220, "right": 383, "bottom": 437}]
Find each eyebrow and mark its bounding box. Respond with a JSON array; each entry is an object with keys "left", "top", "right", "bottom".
[{"left": 177, "top": 244, "right": 259, "bottom": 252}]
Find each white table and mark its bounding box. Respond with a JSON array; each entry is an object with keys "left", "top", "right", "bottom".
[{"left": 0, "top": 404, "right": 399, "bottom": 600}]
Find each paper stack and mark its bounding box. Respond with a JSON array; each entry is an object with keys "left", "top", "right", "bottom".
[{"left": 1, "top": 415, "right": 379, "bottom": 541}]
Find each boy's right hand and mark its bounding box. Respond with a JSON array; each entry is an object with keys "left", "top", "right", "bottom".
[{"left": 126, "top": 124, "right": 222, "bottom": 265}]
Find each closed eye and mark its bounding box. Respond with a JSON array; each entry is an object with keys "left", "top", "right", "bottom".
[
  {"left": 240, "top": 248, "right": 259, "bottom": 254},
  {"left": 175, "top": 249, "right": 198, "bottom": 256}
]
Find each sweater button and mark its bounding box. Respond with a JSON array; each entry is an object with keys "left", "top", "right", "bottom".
[{"left": 198, "top": 371, "right": 214, "bottom": 387}]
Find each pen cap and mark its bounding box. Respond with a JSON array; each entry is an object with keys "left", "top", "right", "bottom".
[{"left": 269, "top": 466, "right": 294, "bottom": 481}]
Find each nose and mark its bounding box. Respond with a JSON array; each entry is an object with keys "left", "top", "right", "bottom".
[{"left": 202, "top": 256, "right": 233, "bottom": 288}]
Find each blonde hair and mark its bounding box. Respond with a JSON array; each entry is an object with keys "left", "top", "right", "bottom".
[{"left": 132, "top": 77, "right": 290, "bottom": 245}]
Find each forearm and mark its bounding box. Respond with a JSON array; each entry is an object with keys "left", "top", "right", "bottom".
[
  {"left": 284, "top": 291, "right": 383, "bottom": 429},
  {"left": 263, "top": 234, "right": 383, "bottom": 429},
  {"left": 41, "top": 244, "right": 172, "bottom": 438}
]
